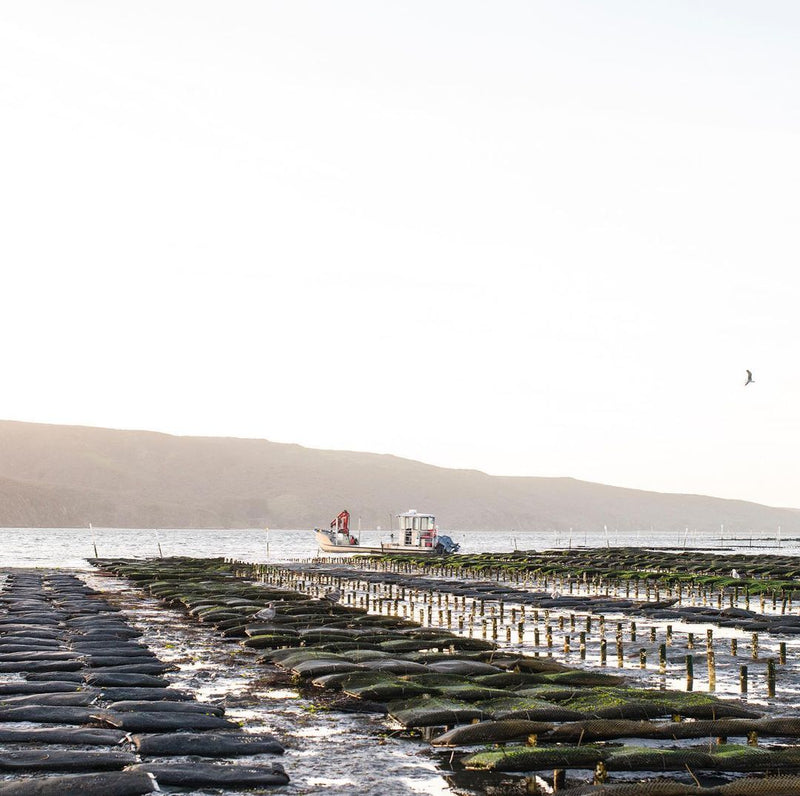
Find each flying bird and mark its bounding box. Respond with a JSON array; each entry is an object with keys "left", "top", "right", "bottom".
[
  {"left": 254, "top": 602, "right": 276, "bottom": 622},
  {"left": 745, "top": 370, "right": 754, "bottom": 386}
]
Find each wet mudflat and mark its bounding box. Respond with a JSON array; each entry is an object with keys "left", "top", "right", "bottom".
[
  {"left": 0, "top": 565, "right": 455, "bottom": 796},
  {"left": 77, "top": 555, "right": 800, "bottom": 796},
  {"left": 0, "top": 570, "right": 284, "bottom": 794},
  {"left": 217, "top": 550, "right": 800, "bottom": 795},
  {"left": 88, "top": 570, "right": 452, "bottom": 796},
  {"left": 0, "top": 569, "right": 286, "bottom": 795}
]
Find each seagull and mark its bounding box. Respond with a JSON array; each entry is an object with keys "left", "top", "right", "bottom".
[
  {"left": 745, "top": 370, "right": 754, "bottom": 386},
  {"left": 254, "top": 602, "right": 276, "bottom": 622},
  {"left": 323, "top": 587, "right": 342, "bottom": 605},
  {"left": 730, "top": 569, "right": 741, "bottom": 580}
]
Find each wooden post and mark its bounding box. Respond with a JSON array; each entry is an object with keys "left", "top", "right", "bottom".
[
  {"left": 686, "top": 654, "right": 694, "bottom": 691},
  {"left": 593, "top": 761, "right": 608, "bottom": 785},
  {"left": 767, "top": 658, "right": 776, "bottom": 698},
  {"left": 707, "top": 649, "right": 716, "bottom": 692},
  {"left": 740, "top": 665, "right": 748, "bottom": 695}
]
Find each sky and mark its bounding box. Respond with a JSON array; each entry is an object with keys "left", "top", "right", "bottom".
[{"left": 1, "top": 2, "right": 799, "bottom": 508}]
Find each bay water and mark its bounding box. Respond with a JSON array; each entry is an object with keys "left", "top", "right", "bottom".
[{"left": 3, "top": 526, "right": 797, "bottom": 569}]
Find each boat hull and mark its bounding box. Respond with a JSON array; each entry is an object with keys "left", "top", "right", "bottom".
[{"left": 314, "top": 531, "right": 438, "bottom": 555}]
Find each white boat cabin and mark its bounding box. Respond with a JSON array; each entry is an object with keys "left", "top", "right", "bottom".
[{"left": 395, "top": 509, "right": 437, "bottom": 549}]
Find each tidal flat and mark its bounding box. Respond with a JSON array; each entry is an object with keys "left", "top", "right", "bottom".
[
  {"left": 3, "top": 548, "right": 800, "bottom": 795},
  {"left": 92, "top": 551, "right": 800, "bottom": 794},
  {"left": 87, "top": 568, "right": 451, "bottom": 796}
]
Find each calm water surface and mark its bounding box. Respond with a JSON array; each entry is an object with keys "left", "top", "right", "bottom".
[{"left": 3, "top": 526, "right": 799, "bottom": 568}]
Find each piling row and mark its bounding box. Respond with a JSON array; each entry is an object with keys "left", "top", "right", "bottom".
[
  {"left": 239, "top": 561, "right": 793, "bottom": 702},
  {"left": 350, "top": 547, "right": 800, "bottom": 602}
]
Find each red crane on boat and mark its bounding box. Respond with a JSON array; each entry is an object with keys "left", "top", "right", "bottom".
[{"left": 330, "top": 510, "right": 350, "bottom": 535}]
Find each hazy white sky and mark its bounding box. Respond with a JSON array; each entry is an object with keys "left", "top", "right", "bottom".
[{"left": 2, "top": 2, "right": 799, "bottom": 507}]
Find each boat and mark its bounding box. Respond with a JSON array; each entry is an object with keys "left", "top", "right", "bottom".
[{"left": 315, "top": 509, "right": 460, "bottom": 555}]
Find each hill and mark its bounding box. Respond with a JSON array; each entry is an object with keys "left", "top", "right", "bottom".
[{"left": 0, "top": 420, "right": 796, "bottom": 532}]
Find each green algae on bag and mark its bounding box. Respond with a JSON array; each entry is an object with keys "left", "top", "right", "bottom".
[
  {"left": 428, "top": 684, "right": 512, "bottom": 703},
  {"left": 464, "top": 743, "right": 606, "bottom": 771},
  {"left": 388, "top": 695, "right": 490, "bottom": 728},
  {"left": 432, "top": 718, "right": 553, "bottom": 746},
  {"left": 477, "top": 695, "right": 585, "bottom": 722}
]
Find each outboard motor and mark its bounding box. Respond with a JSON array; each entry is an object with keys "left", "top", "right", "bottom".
[{"left": 434, "top": 535, "right": 460, "bottom": 554}]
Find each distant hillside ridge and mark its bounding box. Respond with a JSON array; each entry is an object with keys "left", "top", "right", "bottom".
[{"left": 0, "top": 419, "right": 796, "bottom": 532}]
